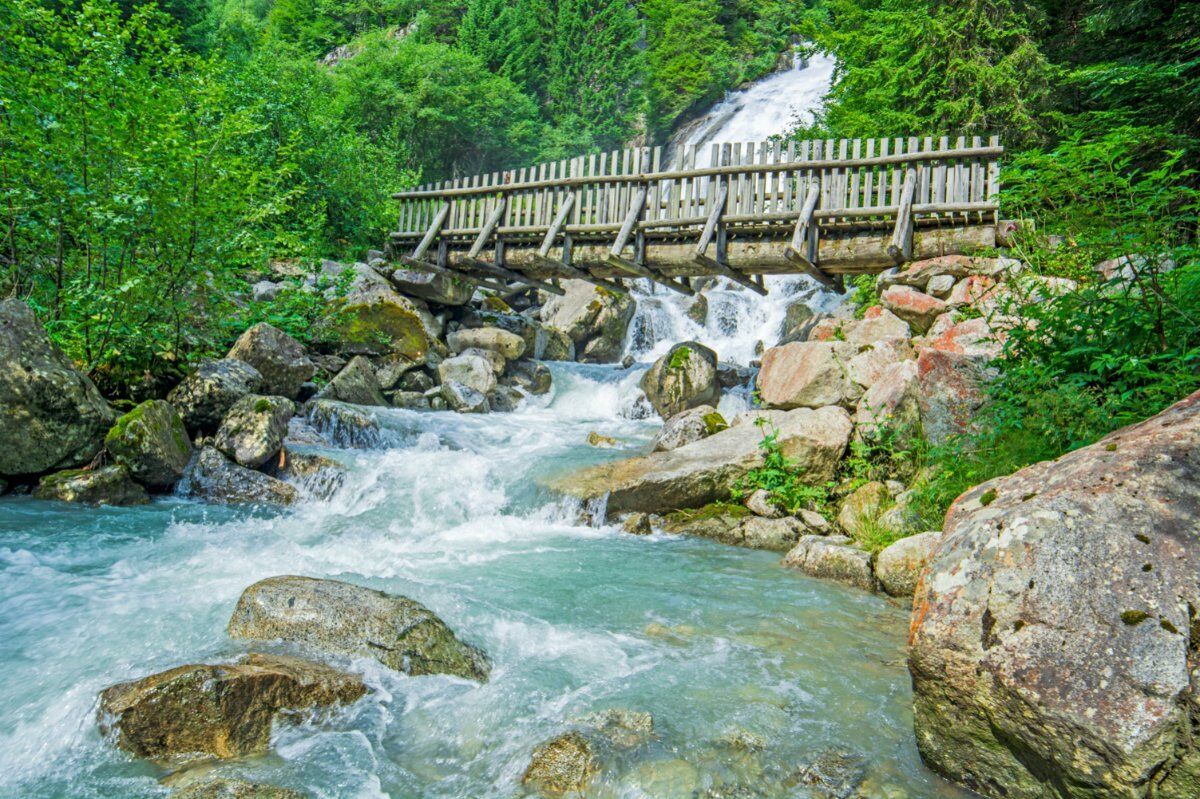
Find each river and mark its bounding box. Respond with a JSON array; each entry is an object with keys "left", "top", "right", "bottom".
[{"left": 0, "top": 57, "right": 973, "bottom": 799}]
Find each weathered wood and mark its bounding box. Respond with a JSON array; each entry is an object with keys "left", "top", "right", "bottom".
[
  {"left": 538, "top": 193, "right": 576, "bottom": 257},
  {"left": 889, "top": 167, "right": 917, "bottom": 264},
  {"left": 411, "top": 202, "right": 451, "bottom": 260},
  {"left": 468, "top": 196, "right": 508, "bottom": 259},
  {"left": 400, "top": 255, "right": 507, "bottom": 292},
  {"left": 611, "top": 185, "right": 649, "bottom": 257},
  {"left": 462, "top": 256, "right": 565, "bottom": 295},
  {"left": 694, "top": 179, "right": 728, "bottom": 257}
]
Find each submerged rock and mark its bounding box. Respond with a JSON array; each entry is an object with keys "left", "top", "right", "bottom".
[
  {"left": 548, "top": 407, "right": 851, "bottom": 515},
  {"left": 662, "top": 504, "right": 803, "bottom": 551},
  {"left": 650, "top": 405, "right": 728, "bottom": 452},
  {"left": 306, "top": 400, "right": 382, "bottom": 448},
  {"left": 180, "top": 447, "right": 297, "bottom": 506},
  {"left": 169, "top": 779, "right": 308, "bottom": 799},
  {"left": 640, "top": 341, "right": 720, "bottom": 419},
  {"left": 228, "top": 575, "right": 490, "bottom": 681},
  {"left": 782, "top": 535, "right": 877, "bottom": 593},
  {"left": 523, "top": 731, "right": 598, "bottom": 797},
  {"left": 227, "top": 323, "right": 314, "bottom": 400},
  {"left": 788, "top": 749, "right": 868, "bottom": 799},
  {"left": 909, "top": 388, "right": 1200, "bottom": 799},
  {"left": 270, "top": 449, "right": 345, "bottom": 500},
  {"left": 104, "top": 399, "right": 193, "bottom": 490},
  {"left": 441, "top": 380, "right": 490, "bottom": 413},
  {"left": 167, "top": 358, "right": 264, "bottom": 434},
  {"left": 34, "top": 465, "right": 148, "bottom": 506},
  {"left": 0, "top": 299, "right": 116, "bottom": 478},
  {"left": 314, "top": 355, "right": 387, "bottom": 407},
  {"left": 214, "top": 395, "right": 295, "bottom": 469},
  {"left": 576, "top": 708, "right": 655, "bottom": 748},
  {"left": 97, "top": 653, "right": 366, "bottom": 766}
]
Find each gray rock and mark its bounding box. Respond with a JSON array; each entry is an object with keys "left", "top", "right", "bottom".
[
  {"left": 916, "top": 347, "right": 995, "bottom": 445},
  {"left": 390, "top": 390, "right": 430, "bottom": 410},
  {"left": 782, "top": 535, "right": 876, "bottom": 592},
  {"left": 651, "top": 405, "right": 727, "bottom": 452},
  {"left": 836, "top": 481, "right": 890, "bottom": 538},
  {"left": 97, "top": 653, "right": 365, "bottom": 766},
  {"left": 228, "top": 575, "right": 490, "bottom": 681},
  {"left": 438, "top": 354, "right": 496, "bottom": 395},
  {"left": 686, "top": 293, "right": 708, "bottom": 325},
  {"left": 441, "top": 380, "right": 489, "bottom": 413},
  {"left": 306, "top": 400, "right": 382, "bottom": 448},
  {"left": 214, "top": 395, "right": 295, "bottom": 469},
  {"left": 909, "top": 388, "right": 1200, "bottom": 799},
  {"left": 314, "top": 356, "right": 387, "bottom": 407},
  {"left": 487, "top": 385, "right": 523, "bottom": 412},
  {"left": 180, "top": 447, "right": 298, "bottom": 506},
  {"left": 270, "top": 449, "right": 345, "bottom": 501},
  {"left": 874, "top": 530, "right": 939, "bottom": 597},
  {"left": 640, "top": 341, "right": 721, "bottom": 419},
  {"left": 104, "top": 400, "right": 193, "bottom": 490},
  {"left": 250, "top": 280, "right": 281, "bottom": 303},
  {"left": 621, "top": 512, "right": 655, "bottom": 535},
  {"left": 541, "top": 280, "right": 636, "bottom": 363},
  {"left": 168, "top": 359, "right": 265, "bottom": 434},
  {"left": 447, "top": 326, "right": 526, "bottom": 360},
  {"left": 0, "top": 299, "right": 116, "bottom": 477},
  {"left": 508, "top": 360, "right": 552, "bottom": 395},
  {"left": 790, "top": 749, "right": 868, "bottom": 799},
  {"left": 549, "top": 407, "right": 852, "bottom": 516},
  {"left": 33, "top": 465, "right": 148, "bottom": 506},
  {"left": 398, "top": 369, "right": 434, "bottom": 393},
  {"left": 459, "top": 347, "right": 506, "bottom": 376},
  {"left": 662, "top": 505, "right": 803, "bottom": 551},
  {"left": 227, "top": 323, "right": 315, "bottom": 400},
  {"left": 745, "top": 489, "right": 782, "bottom": 518},
  {"left": 388, "top": 267, "right": 474, "bottom": 306},
  {"left": 374, "top": 353, "right": 418, "bottom": 390}
]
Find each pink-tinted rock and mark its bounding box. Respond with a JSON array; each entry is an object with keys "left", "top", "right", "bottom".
[
  {"left": 806, "top": 318, "right": 842, "bottom": 342},
  {"left": 846, "top": 338, "right": 914, "bottom": 390},
  {"left": 855, "top": 360, "right": 921, "bottom": 441},
  {"left": 845, "top": 308, "right": 911, "bottom": 346},
  {"left": 947, "top": 275, "right": 996, "bottom": 307},
  {"left": 757, "top": 341, "right": 860, "bottom": 409},
  {"left": 923, "top": 317, "right": 1004, "bottom": 362},
  {"left": 881, "top": 286, "right": 947, "bottom": 333},
  {"left": 916, "top": 348, "right": 993, "bottom": 444},
  {"left": 910, "top": 390, "right": 1200, "bottom": 798}
]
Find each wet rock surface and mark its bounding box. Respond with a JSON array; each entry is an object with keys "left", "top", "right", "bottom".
[
  {"left": 782, "top": 535, "right": 877, "bottom": 593},
  {"left": 97, "top": 653, "right": 366, "bottom": 766},
  {"left": 33, "top": 465, "right": 149, "bottom": 506},
  {"left": 640, "top": 341, "right": 721, "bottom": 419},
  {"left": 180, "top": 447, "right": 298, "bottom": 506},
  {"left": 214, "top": 395, "right": 295, "bottom": 469},
  {"left": 314, "top": 355, "right": 387, "bottom": 406},
  {"left": 540, "top": 280, "right": 636, "bottom": 363},
  {"left": 104, "top": 399, "right": 193, "bottom": 489},
  {"left": 228, "top": 575, "right": 490, "bottom": 681}
]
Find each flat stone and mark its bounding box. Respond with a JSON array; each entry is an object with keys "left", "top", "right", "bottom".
[
  {"left": 782, "top": 535, "right": 876, "bottom": 592},
  {"left": 34, "top": 465, "right": 148, "bottom": 506},
  {"left": 228, "top": 575, "right": 490, "bottom": 681}
]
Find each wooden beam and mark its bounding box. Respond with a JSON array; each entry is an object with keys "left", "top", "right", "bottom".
[
  {"left": 411, "top": 202, "right": 451, "bottom": 261},
  {"left": 468, "top": 197, "right": 507, "bottom": 259},
  {"left": 531, "top": 254, "right": 628, "bottom": 294},
  {"left": 888, "top": 167, "right": 917, "bottom": 264},
  {"left": 610, "top": 185, "right": 649, "bottom": 258},
  {"left": 606, "top": 253, "right": 694, "bottom": 295},
  {"left": 462, "top": 256, "right": 565, "bottom": 295},
  {"left": 399, "top": 255, "right": 507, "bottom": 292},
  {"left": 538, "top": 194, "right": 576, "bottom": 258},
  {"left": 694, "top": 180, "right": 728, "bottom": 258},
  {"left": 782, "top": 181, "right": 841, "bottom": 292}
]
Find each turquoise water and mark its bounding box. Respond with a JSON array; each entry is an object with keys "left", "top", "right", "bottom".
[{"left": 0, "top": 363, "right": 970, "bottom": 799}]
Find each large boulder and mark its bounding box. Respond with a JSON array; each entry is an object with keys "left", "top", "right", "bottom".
[
  {"left": 873, "top": 530, "right": 939, "bottom": 597},
  {"left": 0, "top": 299, "right": 116, "bottom": 478},
  {"left": 880, "top": 286, "right": 947, "bottom": 333},
  {"left": 757, "top": 341, "right": 859, "bottom": 409},
  {"left": 548, "top": 407, "right": 851, "bottom": 515},
  {"left": 104, "top": 400, "right": 193, "bottom": 490},
  {"left": 909, "top": 390, "right": 1200, "bottom": 799},
  {"left": 650, "top": 405, "right": 727, "bottom": 452},
  {"left": 97, "top": 653, "right": 366, "bottom": 766},
  {"left": 306, "top": 400, "right": 382, "bottom": 449},
  {"left": 180, "top": 447, "right": 298, "bottom": 506},
  {"left": 540, "top": 280, "right": 635, "bottom": 363},
  {"left": 388, "top": 266, "right": 474, "bottom": 306},
  {"left": 845, "top": 337, "right": 914, "bottom": 391},
  {"left": 167, "top": 358, "right": 264, "bottom": 434},
  {"left": 782, "top": 535, "right": 876, "bottom": 592},
  {"left": 855, "top": 360, "right": 922, "bottom": 443},
  {"left": 438, "top": 353, "right": 497, "bottom": 396},
  {"left": 214, "top": 395, "right": 295, "bottom": 469},
  {"left": 314, "top": 356, "right": 387, "bottom": 407},
  {"left": 447, "top": 326, "right": 526, "bottom": 360},
  {"left": 639, "top": 341, "right": 720, "bottom": 419},
  {"left": 333, "top": 267, "right": 442, "bottom": 359},
  {"left": 34, "top": 465, "right": 148, "bottom": 506},
  {"left": 228, "top": 575, "right": 490, "bottom": 681},
  {"left": 227, "top": 323, "right": 314, "bottom": 400}
]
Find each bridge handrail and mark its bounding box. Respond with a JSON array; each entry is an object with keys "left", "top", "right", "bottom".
[{"left": 391, "top": 142, "right": 1003, "bottom": 200}]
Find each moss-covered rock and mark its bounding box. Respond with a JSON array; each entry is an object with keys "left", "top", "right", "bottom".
[
  {"left": 180, "top": 447, "right": 297, "bottom": 506},
  {"left": 0, "top": 299, "right": 116, "bottom": 478},
  {"left": 105, "top": 400, "right": 192, "bottom": 490},
  {"left": 214, "top": 395, "right": 295, "bottom": 469},
  {"left": 332, "top": 273, "right": 442, "bottom": 360},
  {"left": 228, "top": 576, "right": 490, "bottom": 681},
  {"left": 169, "top": 778, "right": 309, "bottom": 799},
  {"left": 640, "top": 342, "right": 721, "bottom": 420},
  {"left": 34, "top": 465, "right": 149, "bottom": 506},
  {"left": 97, "top": 653, "right": 366, "bottom": 766},
  {"left": 540, "top": 280, "right": 635, "bottom": 363},
  {"left": 313, "top": 355, "right": 387, "bottom": 407},
  {"left": 523, "top": 731, "right": 598, "bottom": 797},
  {"left": 650, "top": 405, "right": 726, "bottom": 452}
]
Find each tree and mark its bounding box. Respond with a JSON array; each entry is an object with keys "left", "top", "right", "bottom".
[
  {"left": 457, "top": 0, "right": 552, "bottom": 98},
  {"left": 643, "top": 0, "right": 734, "bottom": 135},
  {"left": 546, "top": 0, "right": 644, "bottom": 150}
]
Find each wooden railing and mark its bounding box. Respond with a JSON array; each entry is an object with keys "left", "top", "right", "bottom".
[{"left": 389, "top": 135, "right": 1001, "bottom": 296}]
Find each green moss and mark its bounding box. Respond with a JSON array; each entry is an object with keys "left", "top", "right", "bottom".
[
  {"left": 667, "top": 346, "right": 691, "bottom": 370},
  {"left": 979, "top": 488, "right": 998, "bottom": 506},
  {"left": 105, "top": 401, "right": 151, "bottom": 447},
  {"left": 665, "top": 501, "right": 751, "bottom": 525},
  {"left": 481, "top": 296, "right": 512, "bottom": 313},
  {"left": 1120, "top": 610, "right": 1149, "bottom": 626},
  {"left": 1161, "top": 618, "right": 1179, "bottom": 635},
  {"left": 253, "top": 398, "right": 272, "bottom": 413},
  {"left": 1105, "top": 442, "right": 1118, "bottom": 451},
  {"left": 340, "top": 300, "right": 430, "bottom": 359},
  {"left": 701, "top": 411, "right": 728, "bottom": 435}
]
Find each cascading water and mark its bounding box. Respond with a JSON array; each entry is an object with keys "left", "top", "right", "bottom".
[{"left": 0, "top": 51, "right": 972, "bottom": 799}]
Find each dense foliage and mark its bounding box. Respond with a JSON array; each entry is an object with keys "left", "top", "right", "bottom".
[{"left": 1, "top": 0, "right": 806, "bottom": 392}]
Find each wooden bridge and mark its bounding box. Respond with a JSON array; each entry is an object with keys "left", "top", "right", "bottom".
[{"left": 388, "top": 135, "right": 1002, "bottom": 297}]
